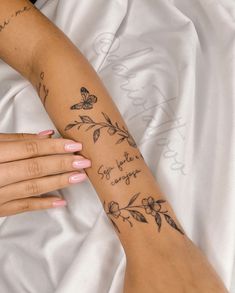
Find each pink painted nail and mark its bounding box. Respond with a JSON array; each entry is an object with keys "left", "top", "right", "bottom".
[
  {"left": 37, "top": 129, "right": 54, "bottom": 137},
  {"left": 73, "top": 159, "right": 91, "bottom": 169},
  {"left": 64, "top": 143, "right": 82, "bottom": 152},
  {"left": 69, "top": 173, "right": 87, "bottom": 183},
  {"left": 52, "top": 200, "right": 67, "bottom": 208}
]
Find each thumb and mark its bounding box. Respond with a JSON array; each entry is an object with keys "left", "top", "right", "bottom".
[{"left": 0, "top": 129, "right": 54, "bottom": 141}]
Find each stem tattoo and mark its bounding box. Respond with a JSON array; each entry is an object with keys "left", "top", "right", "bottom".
[
  {"left": 65, "top": 112, "right": 137, "bottom": 148},
  {"left": 104, "top": 193, "right": 184, "bottom": 235},
  {"left": 65, "top": 87, "right": 137, "bottom": 147}
]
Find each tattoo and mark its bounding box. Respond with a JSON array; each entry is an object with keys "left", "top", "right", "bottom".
[
  {"left": 104, "top": 193, "right": 184, "bottom": 235},
  {"left": 71, "top": 87, "right": 98, "bottom": 110},
  {"left": 36, "top": 72, "right": 49, "bottom": 105},
  {"left": 97, "top": 165, "right": 115, "bottom": 180},
  {"left": 0, "top": 6, "right": 32, "bottom": 33},
  {"left": 116, "top": 152, "right": 143, "bottom": 171},
  {"left": 65, "top": 112, "right": 137, "bottom": 148},
  {"left": 97, "top": 152, "right": 143, "bottom": 186},
  {"left": 15, "top": 6, "right": 31, "bottom": 16},
  {"left": 111, "top": 169, "right": 141, "bottom": 185},
  {"left": 0, "top": 19, "right": 10, "bottom": 32}
]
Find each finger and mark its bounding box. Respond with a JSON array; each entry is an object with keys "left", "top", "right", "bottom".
[
  {"left": 0, "top": 196, "right": 67, "bottom": 217},
  {"left": 0, "top": 171, "right": 87, "bottom": 203},
  {"left": 0, "top": 129, "right": 54, "bottom": 141},
  {"left": 0, "top": 138, "right": 83, "bottom": 163},
  {"left": 0, "top": 154, "right": 90, "bottom": 187}
]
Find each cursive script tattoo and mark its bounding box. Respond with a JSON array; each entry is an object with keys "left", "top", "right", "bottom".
[
  {"left": 71, "top": 87, "right": 98, "bottom": 110},
  {"left": 104, "top": 193, "right": 184, "bottom": 235},
  {"left": 15, "top": 6, "right": 31, "bottom": 16},
  {"left": 0, "top": 6, "right": 32, "bottom": 33},
  {"left": 98, "top": 165, "right": 141, "bottom": 186},
  {"left": 65, "top": 112, "right": 137, "bottom": 148},
  {"left": 97, "top": 165, "right": 115, "bottom": 180},
  {"left": 97, "top": 151, "right": 143, "bottom": 185},
  {"left": 36, "top": 71, "right": 49, "bottom": 105},
  {"left": 116, "top": 151, "right": 143, "bottom": 171},
  {"left": 111, "top": 169, "right": 141, "bottom": 185}
]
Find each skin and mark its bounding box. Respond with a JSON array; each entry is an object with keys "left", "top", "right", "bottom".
[
  {"left": 0, "top": 0, "right": 229, "bottom": 292},
  {"left": 0, "top": 131, "right": 90, "bottom": 216}
]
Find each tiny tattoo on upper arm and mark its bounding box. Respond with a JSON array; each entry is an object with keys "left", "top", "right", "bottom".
[
  {"left": 104, "top": 193, "right": 184, "bottom": 235},
  {"left": 65, "top": 112, "right": 137, "bottom": 148},
  {"left": 71, "top": 87, "right": 97, "bottom": 110},
  {"left": 0, "top": 6, "right": 33, "bottom": 33},
  {"left": 36, "top": 71, "right": 49, "bottom": 105}
]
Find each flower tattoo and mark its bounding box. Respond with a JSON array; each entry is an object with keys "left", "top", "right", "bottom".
[
  {"left": 71, "top": 87, "right": 97, "bottom": 110},
  {"left": 65, "top": 112, "right": 137, "bottom": 148},
  {"left": 142, "top": 196, "right": 161, "bottom": 216},
  {"left": 104, "top": 193, "right": 184, "bottom": 235},
  {"left": 108, "top": 202, "right": 121, "bottom": 218}
]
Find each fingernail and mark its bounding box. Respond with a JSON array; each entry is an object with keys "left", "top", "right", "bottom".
[
  {"left": 73, "top": 159, "right": 91, "bottom": 169},
  {"left": 64, "top": 143, "right": 82, "bottom": 152},
  {"left": 69, "top": 173, "right": 87, "bottom": 183},
  {"left": 52, "top": 199, "right": 67, "bottom": 208},
  {"left": 38, "top": 129, "right": 54, "bottom": 137}
]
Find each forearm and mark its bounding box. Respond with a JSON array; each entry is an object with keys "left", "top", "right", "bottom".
[
  {"left": 0, "top": 0, "right": 184, "bottom": 254},
  {"left": 30, "top": 32, "right": 227, "bottom": 292},
  {"left": 0, "top": 1, "right": 228, "bottom": 291},
  {"left": 30, "top": 31, "right": 185, "bottom": 249}
]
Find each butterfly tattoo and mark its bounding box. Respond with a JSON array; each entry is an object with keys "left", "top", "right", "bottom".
[{"left": 71, "top": 87, "right": 98, "bottom": 110}]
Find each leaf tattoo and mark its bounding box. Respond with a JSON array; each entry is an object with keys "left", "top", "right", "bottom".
[
  {"left": 128, "top": 210, "right": 148, "bottom": 223},
  {"left": 36, "top": 71, "right": 49, "bottom": 105},
  {"left": 155, "top": 213, "right": 162, "bottom": 232},
  {"left": 93, "top": 128, "right": 100, "bottom": 143},
  {"left": 127, "top": 192, "right": 140, "bottom": 206},
  {"left": 105, "top": 193, "right": 184, "bottom": 235},
  {"left": 71, "top": 87, "right": 98, "bottom": 110},
  {"left": 163, "top": 214, "right": 183, "bottom": 234},
  {"left": 65, "top": 112, "right": 137, "bottom": 148}
]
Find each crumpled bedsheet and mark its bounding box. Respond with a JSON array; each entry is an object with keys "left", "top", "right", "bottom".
[{"left": 0, "top": 0, "right": 235, "bottom": 292}]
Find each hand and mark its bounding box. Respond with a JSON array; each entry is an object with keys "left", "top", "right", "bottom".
[{"left": 0, "top": 130, "right": 91, "bottom": 217}]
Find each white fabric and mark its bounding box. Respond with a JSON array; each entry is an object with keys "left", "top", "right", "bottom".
[{"left": 0, "top": 0, "right": 234, "bottom": 292}]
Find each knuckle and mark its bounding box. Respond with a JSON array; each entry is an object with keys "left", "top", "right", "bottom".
[
  {"left": 25, "top": 181, "right": 40, "bottom": 196},
  {"left": 27, "top": 159, "right": 43, "bottom": 177},
  {"left": 25, "top": 141, "right": 39, "bottom": 156},
  {"left": 59, "top": 157, "right": 67, "bottom": 171},
  {"left": 18, "top": 200, "right": 30, "bottom": 212},
  {"left": 59, "top": 156, "right": 73, "bottom": 171},
  {"left": 50, "top": 139, "right": 62, "bottom": 153},
  {"left": 17, "top": 133, "right": 29, "bottom": 140},
  {"left": 58, "top": 173, "right": 68, "bottom": 189}
]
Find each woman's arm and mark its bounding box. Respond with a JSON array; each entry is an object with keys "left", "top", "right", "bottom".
[{"left": 0, "top": 1, "right": 228, "bottom": 292}]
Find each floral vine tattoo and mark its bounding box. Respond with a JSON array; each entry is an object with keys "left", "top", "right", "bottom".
[
  {"left": 104, "top": 193, "right": 184, "bottom": 235},
  {"left": 36, "top": 71, "right": 49, "bottom": 105},
  {"left": 65, "top": 112, "right": 137, "bottom": 148},
  {"left": 71, "top": 87, "right": 97, "bottom": 110}
]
